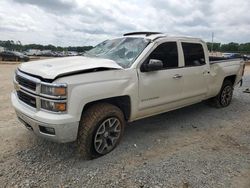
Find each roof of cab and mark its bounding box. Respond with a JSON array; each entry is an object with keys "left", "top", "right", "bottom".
[{"left": 123, "top": 31, "right": 204, "bottom": 42}]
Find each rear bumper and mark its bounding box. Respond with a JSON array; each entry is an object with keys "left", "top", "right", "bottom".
[{"left": 11, "top": 92, "right": 79, "bottom": 143}]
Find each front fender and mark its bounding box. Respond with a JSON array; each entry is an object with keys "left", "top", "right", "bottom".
[{"left": 57, "top": 69, "right": 139, "bottom": 122}]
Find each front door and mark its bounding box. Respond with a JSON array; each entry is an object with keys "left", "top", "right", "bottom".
[{"left": 137, "top": 41, "right": 184, "bottom": 118}]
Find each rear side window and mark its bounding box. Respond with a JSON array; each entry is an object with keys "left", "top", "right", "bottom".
[
  {"left": 148, "top": 42, "right": 179, "bottom": 69},
  {"left": 182, "top": 43, "right": 205, "bottom": 66}
]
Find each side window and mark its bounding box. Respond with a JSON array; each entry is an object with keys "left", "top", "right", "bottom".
[
  {"left": 182, "top": 43, "right": 205, "bottom": 66},
  {"left": 148, "top": 42, "right": 179, "bottom": 69}
]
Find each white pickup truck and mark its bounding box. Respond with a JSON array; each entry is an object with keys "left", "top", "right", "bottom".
[{"left": 12, "top": 32, "right": 245, "bottom": 159}]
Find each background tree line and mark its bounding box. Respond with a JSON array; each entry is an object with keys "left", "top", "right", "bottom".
[
  {"left": 206, "top": 42, "right": 250, "bottom": 54},
  {"left": 1, "top": 40, "right": 250, "bottom": 54},
  {"left": 0, "top": 40, "right": 93, "bottom": 53}
]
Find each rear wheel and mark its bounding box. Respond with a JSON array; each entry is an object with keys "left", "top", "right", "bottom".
[
  {"left": 209, "top": 80, "right": 233, "bottom": 108},
  {"left": 77, "top": 103, "right": 125, "bottom": 159}
]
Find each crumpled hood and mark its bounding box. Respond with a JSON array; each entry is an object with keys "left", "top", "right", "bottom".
[{"left": 19, "top": 56, "right": 123, "bottom": 80}]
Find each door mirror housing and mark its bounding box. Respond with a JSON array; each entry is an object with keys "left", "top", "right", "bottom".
[{"left": 143, "top": 59, "right": 163, "bottom": 72}]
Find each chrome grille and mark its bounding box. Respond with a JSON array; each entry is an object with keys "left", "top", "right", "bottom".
[
  {"left": 16, "top": 74, "right": 36, "bottom": 91},
  {"left": 17, "top": 91, "right": 36, "bottom": 108}
]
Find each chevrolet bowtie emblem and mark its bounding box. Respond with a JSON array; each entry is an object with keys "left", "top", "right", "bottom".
[{"left": 14, "top": 82, "right": 20, "bottom": 91}]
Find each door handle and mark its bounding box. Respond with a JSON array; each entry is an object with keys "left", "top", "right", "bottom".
[{"left": 173, "top": 74, "right": 183, "bottom": 79}]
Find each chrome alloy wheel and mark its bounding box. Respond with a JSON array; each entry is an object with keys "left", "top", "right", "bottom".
[
  {"left": 221, "top": 85, "right": 233, "bottom": 106},
  {"left": 94, "top": 117, "right": 121, "bottom": 154}
]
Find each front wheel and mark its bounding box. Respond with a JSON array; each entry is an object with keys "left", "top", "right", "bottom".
[
  {"left": 209, "top": 80, "right": 233, "bottom": 108},
  {"left": 77, "top": 103, "right": 125, "bottom": 159}
]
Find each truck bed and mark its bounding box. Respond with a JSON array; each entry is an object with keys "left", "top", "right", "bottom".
[{"left": 209, "top": 56, "right": 243, "bottom": 64}]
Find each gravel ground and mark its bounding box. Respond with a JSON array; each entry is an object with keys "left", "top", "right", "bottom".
[{"left": 0, "top": 63, "right": 250, "bottom": 188}]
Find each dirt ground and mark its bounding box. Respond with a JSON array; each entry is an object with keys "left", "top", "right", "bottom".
[{"left": 0, "top": 62, "right": 250, "bottom": 188}]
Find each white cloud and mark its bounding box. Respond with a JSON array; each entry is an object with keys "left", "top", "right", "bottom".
[{"left": 0, "top": 0, "right": 249, "bottom": 46}]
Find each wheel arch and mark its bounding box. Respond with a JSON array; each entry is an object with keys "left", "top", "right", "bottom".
[
  {"left": 223, "top": 75, "right": 236, "bottom": 85},
  {"left": 82, "top": 95, "right": 131, "bottom": 121}
]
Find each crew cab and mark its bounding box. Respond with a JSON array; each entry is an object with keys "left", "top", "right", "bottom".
[{"left": 11, "top": 32, "right": 245, "bottom": 159}]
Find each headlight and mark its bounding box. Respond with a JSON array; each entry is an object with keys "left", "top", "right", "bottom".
[
  {"left": 41, "top": 100, "right": 67, "bottom": 112},
  {"left": 40, "top": 83, "right": 67, "bottom": 112},
  {"left": 41, "top": 84, "right": 67, "bottom": 97}
]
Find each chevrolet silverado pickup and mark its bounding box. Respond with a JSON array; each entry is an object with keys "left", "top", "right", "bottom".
[{"left": 12, "top": 32, "right": 245, "bottom": 159}]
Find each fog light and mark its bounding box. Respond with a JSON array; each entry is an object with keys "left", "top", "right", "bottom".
[{"left": 39, "top": 126, "right": 55, "bottom": 135}]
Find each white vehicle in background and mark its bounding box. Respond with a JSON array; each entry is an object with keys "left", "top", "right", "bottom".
[
  {"left": 222, "top": 52, "right": 242, "bottom": 59},
  {"left": 0, "top": 46, "right": 5, "bottom": 52},
  {"left": 25, "top": 49, "right": 42, "bottom": 56},
  {"left": 222, "top": 53, "right": 233, "bottom": 58},
  {"left": 41, "top": 50, "right": 55, "bottom": 57},
  {"left": 12, "top": 32, "right": 245, "bottom": 159},
  {"left": 67, "top": 51, "right": 78, "bottom": 56}
]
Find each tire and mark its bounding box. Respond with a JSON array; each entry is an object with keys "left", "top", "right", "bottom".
[
  {"left": 77, "top": 103, "right": 125, "bottom": 159},
  {"left": 209, "top": 80, "right": 234, "bottom": 108}
]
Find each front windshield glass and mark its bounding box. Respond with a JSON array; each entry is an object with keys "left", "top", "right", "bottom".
[{"left": 84, "top": 37, "right": 150, "bottom": 68}]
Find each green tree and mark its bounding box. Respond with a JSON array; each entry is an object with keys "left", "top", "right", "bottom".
[
  {"left": 207, "top": 42, "right": 221, "bottom": 52},
  {"left": 220, "top": 42, "right": 239, "bottom": 52}
]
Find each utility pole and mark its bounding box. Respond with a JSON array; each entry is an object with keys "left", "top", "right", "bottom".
[{"left": 211, "top": 32, "right": 214, "bottom": 53}]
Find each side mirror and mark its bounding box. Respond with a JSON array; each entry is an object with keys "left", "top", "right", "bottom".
[{"left": 143, "top": 59, "right": 163, "bottom": 72}]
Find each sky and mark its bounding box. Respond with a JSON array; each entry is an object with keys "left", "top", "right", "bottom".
[{"left": 0, "top": 0, "right": 249, "bottom": 46}]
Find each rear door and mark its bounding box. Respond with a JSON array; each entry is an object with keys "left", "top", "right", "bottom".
[{"left": 179, "top": 42, "right": 209, "bottom": 103}]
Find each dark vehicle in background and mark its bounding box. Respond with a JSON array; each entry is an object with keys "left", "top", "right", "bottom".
[
  {"left": 0, "top": 51, "right": 29, "bottom": 62},
  {"left": 229, "top": 53, "right": 242, "bottom": 59}
]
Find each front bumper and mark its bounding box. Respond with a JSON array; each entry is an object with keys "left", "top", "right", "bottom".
[{"left": 11, "top": 92, "right": 79, "bottom": 143}]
